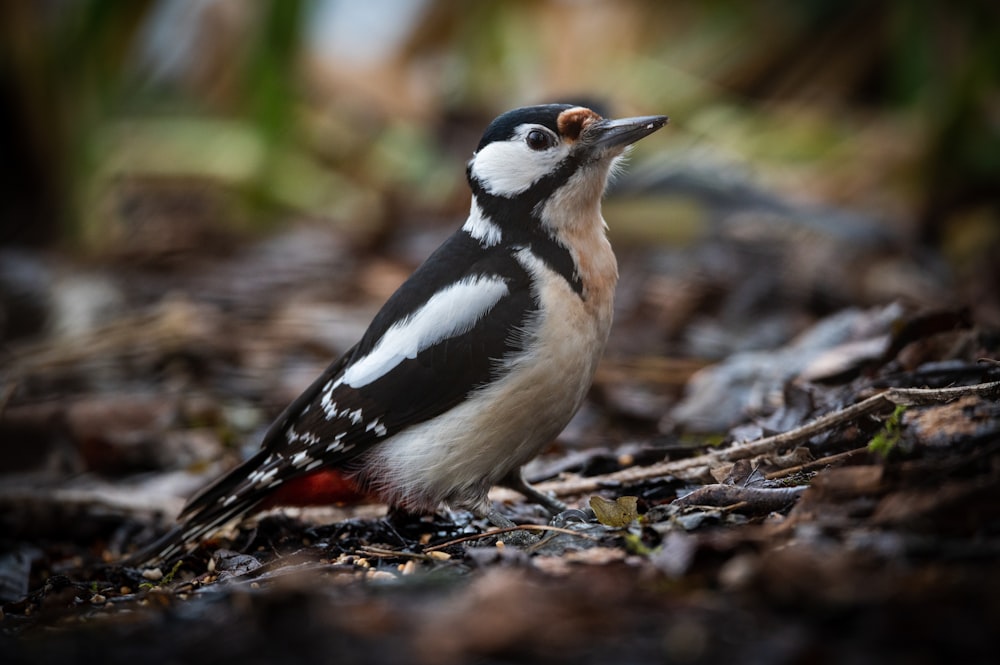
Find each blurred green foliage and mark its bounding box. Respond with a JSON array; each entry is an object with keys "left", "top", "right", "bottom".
[{"left": 0, "top": 0, "right": 996, "bottom": 255}]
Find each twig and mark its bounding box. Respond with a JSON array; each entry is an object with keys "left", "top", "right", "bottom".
[
  {"left": 883, "top": 380, "right": 1000, "bottom": 406},
  {"left": 764, "top": 447, "right": 868, "bottom": 480},
  {"left": 537, "top": 380, "right": 1000, "bottom": 498},
  {"left": 357, "top": 546, "right": 449, "bottom": 561},
  {"left": 715, "top": 391, "right": 891, "bottom": 462},
  {"left": 424, "top": 524, "right": 598, "bottom": 552},
  {"left": 672, "top": 484, "right": 807, "bottom": 512}
]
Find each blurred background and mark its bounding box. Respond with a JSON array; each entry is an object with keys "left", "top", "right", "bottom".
[
  {"left": 1, "top": 0, "right": 998, "bottom": 457},
  {"left": 2, "top": 1, "right": 997, "bottom": 248},
  {"left": 3, "top": 4, "right": 999, "bottom": 654}
]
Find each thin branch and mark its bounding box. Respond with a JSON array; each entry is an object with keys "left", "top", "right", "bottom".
[
  {"left": 764, "top": 447, "right": 868, "bottom": 480},
  {"left": 538, "top": 380, "right": 1000, "bottom": 498},
  {"left": 672, "top": 484, "right": 807, "bottom": 512},
  {"left": 424, "top": 524, "right": 597, "bottom": 552},
  {"left": 714, "top": 391, "right": 890, "bottom": 462},
  {"left": 883, "top": 380, "right": 1000, "bottom": 406}
]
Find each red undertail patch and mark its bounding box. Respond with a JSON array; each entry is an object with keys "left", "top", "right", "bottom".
[{"left": 259, "top": 469, "right": 369, "bottom": 509}]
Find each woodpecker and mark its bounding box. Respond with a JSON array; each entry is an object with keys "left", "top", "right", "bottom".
[{"left": 132, "top": 104, "right": 667, "bottom": 563}]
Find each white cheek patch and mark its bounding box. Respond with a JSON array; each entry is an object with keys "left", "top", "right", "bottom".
[
  {"left": 470, "top": 131, "right": 569, "bottom": 197},
  {"left": 342, "top": 275, "right": 509, "bottom": 388},
  {"left": 462, "top": 197, "right": 502, "bottom": 247}
]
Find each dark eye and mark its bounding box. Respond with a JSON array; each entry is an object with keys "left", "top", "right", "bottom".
[{"left": 525, "top": 129, "right": 553, "bottom": 151}]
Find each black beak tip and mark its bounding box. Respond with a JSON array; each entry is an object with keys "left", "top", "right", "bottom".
[
  {"left": 632, "top": 114, "right": 670, "bottom": 137},
  {"left": 589, "top": 113, "right": 669, "bottom": 150}
]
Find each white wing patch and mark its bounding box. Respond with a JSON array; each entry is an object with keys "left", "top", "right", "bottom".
[
  {"left": 462, "top": 198, "right": 502, "bottom": 247},
  {"left": 469, "top": 125, "right": 569, "bottom": 197},
  {"left": 340, "top": 274, "right": 509, "bottom": 389}
]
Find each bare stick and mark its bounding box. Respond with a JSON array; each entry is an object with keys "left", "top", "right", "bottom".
[
  {"left": 764, "top": 447, "right": 868, "bottom": 480},
  {"left": 538, "top": 380, "right": 1000, "bottom": 498},
  {"left": 424, "top": 524, "right": 597, "bottom": 552},
  {"left": 671, "top": 484, "right": 807, "bottom": 512}
]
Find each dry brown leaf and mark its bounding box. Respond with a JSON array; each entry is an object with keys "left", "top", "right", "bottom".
[{"left": 589, "top": 495, "right": 639, "bottom": 527}]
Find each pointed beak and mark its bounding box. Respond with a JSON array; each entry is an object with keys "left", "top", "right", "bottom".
[{"left": 584, "top": 114, "right": 669, "bottom": 151}]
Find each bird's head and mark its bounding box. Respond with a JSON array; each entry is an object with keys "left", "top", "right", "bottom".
[{"left": 467, "top": 104, "right": 668, "bottom": 234}]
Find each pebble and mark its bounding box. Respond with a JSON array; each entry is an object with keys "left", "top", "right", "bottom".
[
  {"left": 367, "top": 570, "right": 396, "bottom": 581},
  {"left": 426, "top": 551, "right": 451, "bottom": 561},
  {"left": 142, "top": 568, "right": 164, "bottom": 581}
]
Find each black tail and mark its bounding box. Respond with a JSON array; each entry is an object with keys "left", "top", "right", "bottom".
[{"left": 125, "top": 450, "right": 273, "bottom": 566}]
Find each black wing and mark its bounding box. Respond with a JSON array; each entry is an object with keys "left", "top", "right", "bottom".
[
  {"left": 263, "top": 229, "right": 537, "bottom": 454},
  {"left": 146, "top": 231, "right": 538, "bottom": 560}
]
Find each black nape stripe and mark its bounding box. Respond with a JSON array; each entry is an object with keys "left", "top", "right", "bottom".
[
  {"left": 468, "top": 158, "right": 584, "bottom": 296},
  {"left": 513, "top": 225, "right": 583, "bottom": 296}
]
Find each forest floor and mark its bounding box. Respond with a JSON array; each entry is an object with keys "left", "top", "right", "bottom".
[{"left": 2, "top": 186, "right": 999, "bottom": 663}]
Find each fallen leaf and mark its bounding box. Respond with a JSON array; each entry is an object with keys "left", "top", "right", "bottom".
[{"left": 589, "top": 495, "right": 639, "bottom": 527}]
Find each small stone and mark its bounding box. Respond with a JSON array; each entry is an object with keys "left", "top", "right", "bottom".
[
  {"left": 426, "top": 551, "right": 451, "bottom": 561},
  {"left": 142, "top": 568, "right": 164, "bottom": 581}
]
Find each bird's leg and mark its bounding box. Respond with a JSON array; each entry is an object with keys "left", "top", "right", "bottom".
[
  {"left": 483, "top": 507, "right": 517, "bottom": 530},
  {"left": 466, "top": 491, "right": 537, "bottom": 546},
  {"left": 475, "top": 469, "right": 567, "bottom": 546},
  {"left": 482, "top": 507, "right": 537, "bottom": 547},
  {"left": 501, "top": 468, "right": 566, "bottom": 516}
]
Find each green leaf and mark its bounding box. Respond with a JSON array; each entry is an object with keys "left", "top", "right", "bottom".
[{"left": 868, "top": 404, "right": 908, "bottom": 458}]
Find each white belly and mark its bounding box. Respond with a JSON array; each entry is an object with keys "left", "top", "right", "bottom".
[{"left": 361, "top": 250, "right": 615, "bottom": 514}]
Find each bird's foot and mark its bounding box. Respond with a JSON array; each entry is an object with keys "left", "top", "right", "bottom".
[{"left": 484, "top": 508, "right": 539, "bottom": 546}]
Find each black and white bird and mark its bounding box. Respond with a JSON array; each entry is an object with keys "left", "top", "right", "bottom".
[{"left": 132, "top": 103, "right": 667, "bottom": 563}]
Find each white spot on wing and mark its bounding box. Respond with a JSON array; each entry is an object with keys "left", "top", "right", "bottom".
[
  {"left": 291, "top": 451, "right": 311, "bottom": 467},
  {"left": 366, "top": 418, "right": 388, "bottom": 438},
  {"left": 321, "top": 378, "right": 345, "bottom": 420},
  {"left": 251, "top": 467, "right": 279, "bottom": 488},
  {"left": 326, "top": 431, "right": 347, "bottom": 452},
  {"left": 462, "top": 198, "right": 502, "bottom": 247},
  {"left": 342, "top": 274, "right": 509, "bottom": 388}
]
